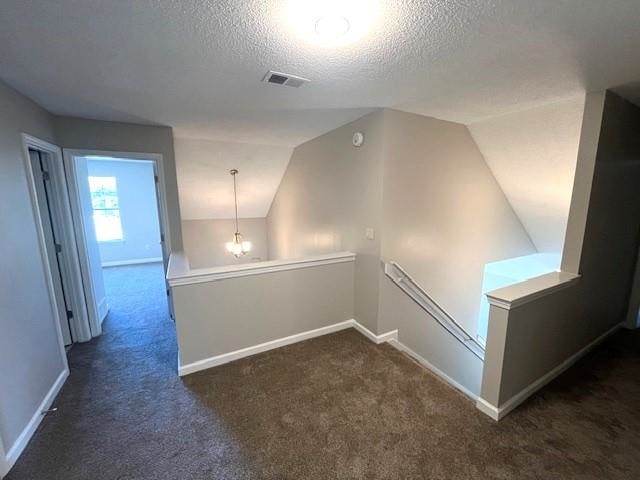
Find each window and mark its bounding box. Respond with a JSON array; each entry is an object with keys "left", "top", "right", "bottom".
[{"left": 88, "top": 176, "right": 123, "bottom": 242}]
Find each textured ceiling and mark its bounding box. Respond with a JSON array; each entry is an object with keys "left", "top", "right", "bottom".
[
  {"left": 175, "top": 138, "right": 292, "bottom": 219},
  {"left": 469, "top": 96, "right": 585, "bottom": 253},
  {"left": 1, "top": 1, "right": 640, "bottom": 147}
]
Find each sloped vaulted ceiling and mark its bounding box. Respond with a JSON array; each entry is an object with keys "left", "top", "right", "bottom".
[
  {"left": 175, "top": 138, "right": 293, "bottom": 220},
  {"left": 468, "top": 96, "right": 585, "bottom": 253}
]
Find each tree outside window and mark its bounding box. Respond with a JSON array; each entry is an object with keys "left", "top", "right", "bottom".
[{"left": 88, "top": 176, "right": 123, "bottom": 242}]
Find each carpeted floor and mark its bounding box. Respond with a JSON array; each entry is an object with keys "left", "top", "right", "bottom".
[{"left": 6, "top": 263, "right": 640, "bottom": 479}]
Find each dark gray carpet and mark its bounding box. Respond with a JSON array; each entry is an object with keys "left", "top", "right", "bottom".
[{"left": 6, "top": 263, "right": 640, "bottom": 479}]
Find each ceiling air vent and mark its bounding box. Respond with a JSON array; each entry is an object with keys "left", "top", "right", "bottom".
[{"left": 263, "top": 70, "right": 310, "bottom": 88}]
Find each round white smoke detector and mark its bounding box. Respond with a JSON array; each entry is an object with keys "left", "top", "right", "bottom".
[{"left": 352, "top": 131, "right": 365, "bottom": 147}]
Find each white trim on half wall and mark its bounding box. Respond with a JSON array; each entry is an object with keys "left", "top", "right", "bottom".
[{"left": 167, "top": 251, "right": 356, "bottom": 287}]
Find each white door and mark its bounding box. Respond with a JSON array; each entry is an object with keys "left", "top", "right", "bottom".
[{"left": 67, "top": 155, "right": 108, "bottom": 337}]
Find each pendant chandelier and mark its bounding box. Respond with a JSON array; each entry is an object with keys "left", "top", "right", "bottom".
[{"left": 225, "top": 169, "right": 252, "bottom": 258}]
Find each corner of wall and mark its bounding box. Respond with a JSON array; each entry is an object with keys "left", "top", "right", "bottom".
[
  {"left": 52, "top": 115, "right": 184, "bottom": 252},
  {"left": 560, "top": 91, "right": 607, "bottom": 274}
]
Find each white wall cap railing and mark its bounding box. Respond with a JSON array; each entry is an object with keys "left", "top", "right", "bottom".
[
  {"left": 486, "top": 271, "right": 580, "bottom": 310},
  {"left": 167, "top": 250, "right": 190, "bottom": 277},
  {"left": 167, "top": 251, "right": 356, "bottom": 287}
]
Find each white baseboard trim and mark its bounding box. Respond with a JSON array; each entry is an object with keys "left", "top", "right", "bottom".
[
  {"left": 179, "top": 320, "right": 354, "bottom": 376},
  {"left": 3, "top": 368, "right": 68, "bottom": 476},
  {"left": 388, "top": 339, "right": 478, "bottom": 401},
  {"left": 97, "top": 297, "right": 109, "bottom": 325},
  {"left": 101, "top": 257, "right": 162, "bottom": 267},
  {"left": 351, "top": 321, "right": 398, "bottom": 344},
  {"left": 178, "top": 319, "right": 399, "bottom": 376},
  {"left": 475, "top": 397, "right": 500, "bottom": 420},
  {"left": 476, "top": 321, "right": 622, "bottom": 421}
]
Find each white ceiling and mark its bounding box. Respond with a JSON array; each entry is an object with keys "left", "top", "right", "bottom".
[
  {"left": 469, "top": 96, "right": 585, "bottom": 253},
  {"left": 1, "top": 1, "right": 640, "bottom": 147},
  {"left": 175, "top": 138, "right": 292, "bottom": 220}
]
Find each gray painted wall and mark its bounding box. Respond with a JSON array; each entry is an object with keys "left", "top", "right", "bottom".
[
  {"left": 53, "top": 116, "right": 183, "bottom": 252},
  {"left": 379, "top": 109, "right": 536, "bottom": 336},
  {"left": 0, "top": 81, "right": 67, "bottom": 450},
  {"left": 378, "top": 275, "right": 485, "bottom": 394},
  {"left": 577, "top": 92, "right": 640, "bottom": 320},
  {"left": 87, "top": 159, "right": 162, "bottom": 264},
  {"left": 0, "top": 86, "right": 186, "bottom": 456},
  {"left": 268, "top": 109, "right": 535, "bottom": 339},
  {"left": 376, "top": 110, "right": 535, "bottom": 395},
  {"left": 182, "top": 218, "right": 268, "bottom": 268},
  {"left": 267, "top": 108, "right": 535, "bottom": 396},
  {"left": 267, "top": 111, "right": 385, "bottom": 333},
  {"left": 173, "top": 261, "right": 354, "bottom": 366},
  {"left": 481, "top": 91, "right": 640, "bottom": 408}
]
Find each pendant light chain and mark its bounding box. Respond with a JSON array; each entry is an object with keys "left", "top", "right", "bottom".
[{"left": 232, "top": 169, "right": 239, "bottom": 233}]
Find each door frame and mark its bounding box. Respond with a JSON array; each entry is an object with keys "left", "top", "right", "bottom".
[
  {"left": 0, "top": 431, "right": 7, "bottom": 478},
  {"left": 625, "top": 242, "right": 640, "bottom": 329},
  {"left": 21, "top": 134, "right": 92, "bottom": 343},
  {"left": 63, "top": 149, "right": 172, "bottom": 337},
  {"left": 20, "top": 133, "right": 88, "bottom": 354}
]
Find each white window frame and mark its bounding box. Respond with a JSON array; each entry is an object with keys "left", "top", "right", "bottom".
[{"left": 88, "top": 175, "right": 124, "bottom": 242}]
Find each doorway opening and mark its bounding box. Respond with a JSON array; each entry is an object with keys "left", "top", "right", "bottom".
[
  {"left": 22, "top": 138, "right": 174, "bottom": 356},
  {"left": 64, "top": 152, "right": 171, "bottom": 338}
]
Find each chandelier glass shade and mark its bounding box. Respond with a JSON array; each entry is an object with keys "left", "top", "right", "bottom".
[{"left": 226, "top": 231, "right": 252, "bottom": 258}]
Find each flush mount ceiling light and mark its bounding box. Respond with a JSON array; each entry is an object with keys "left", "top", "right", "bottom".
[
  {"left": 225, "top": 169, "right": 252, "bottom": 258},
  {"left": 285, "top": 0, "right": 380, "bottom": 47},
  {"left": 315, "top": 15, "right": 350, "bottom": 39}
]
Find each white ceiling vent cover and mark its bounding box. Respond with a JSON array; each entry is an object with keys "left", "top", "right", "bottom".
[{"left": 262, "top": 70, "right": 310, "bottom": 88}]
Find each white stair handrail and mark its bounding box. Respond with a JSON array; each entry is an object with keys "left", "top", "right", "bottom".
[{"left": 384, "top": 261, "right": 485, "bottom": 360}]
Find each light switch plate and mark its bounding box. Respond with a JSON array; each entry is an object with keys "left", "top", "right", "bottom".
[{"left": 365, "top": 228, "right": 375, "bottom": 240}]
